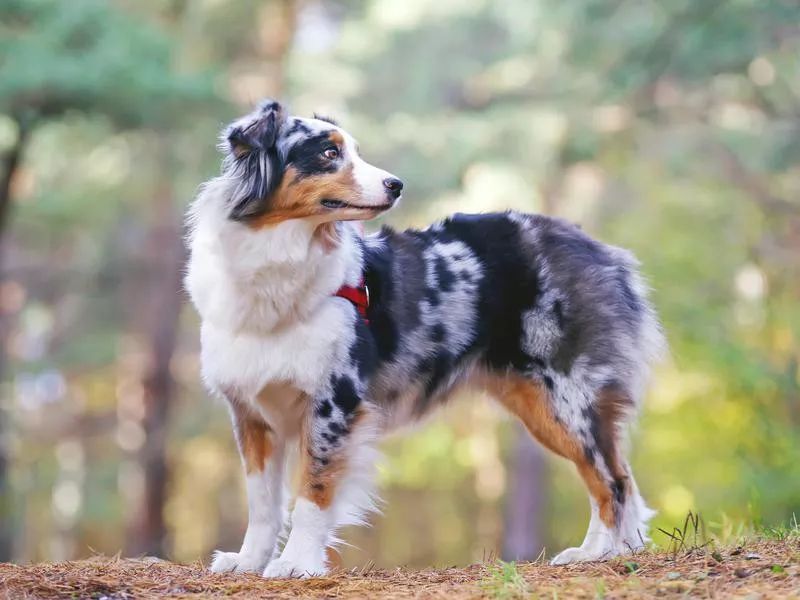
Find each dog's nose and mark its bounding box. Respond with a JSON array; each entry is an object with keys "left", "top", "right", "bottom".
[{"left": 383, "top": 177, "right": 404, "bottom": 198}]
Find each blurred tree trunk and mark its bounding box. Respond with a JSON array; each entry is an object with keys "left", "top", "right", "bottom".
[
  {"left": 0, "top": 116, "right": 32, "bottom": 563},
  {"left": 503, "top": 422, "right": 546, "bottom": 560},
  {"left": 125, "top": 139, "right": 185, "bottom": 558},
  {"left": 0, "top": 426, "right": 10, "bottom": 563}
]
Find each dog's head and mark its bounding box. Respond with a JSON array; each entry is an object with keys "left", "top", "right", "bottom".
[{"left": 219, "top": 100, "right": 403, "bottom": 227}]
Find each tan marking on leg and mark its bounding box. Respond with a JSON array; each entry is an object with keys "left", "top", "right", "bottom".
[
  {"left": 326, "top": 546, "right": 342, "bottom": 570},
  {"left": 489, "top": 375, "right": 618, "bottom": 529},
  {"left": 576, "top": 462, "right": 616, "bottom": 528},
  {"left": 298, "top": 409, "right": 369, "bottom": 510},
  {"left": 299, "top": 455, "right": 345, "bottom": 510},
  {"left": 230, "top": 403, "right": 274, "bottom": 475},
  {"left": 594, "top": 384, "right": 633, "bottom": 489},
  {"left": 488, "top": 376, "right": 581, "bottom": 459}
]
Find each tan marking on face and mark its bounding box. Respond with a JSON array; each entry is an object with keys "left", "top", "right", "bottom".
[
  {"left": 488, "top": 375, "right": 618, "bottom": 528},
  {"left": 247, "top": 165, "right": 361, "bottom": 229},
  {"left": 328, "top": 130, "right": 345, "bottom": 146}
]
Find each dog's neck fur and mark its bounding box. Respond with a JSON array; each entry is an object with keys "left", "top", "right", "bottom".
[{"left": 185, "top": 177, "right": 364, "bottom": 335}]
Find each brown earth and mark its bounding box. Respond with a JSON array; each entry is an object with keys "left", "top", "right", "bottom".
[{"left": 1, "top": 539, "right": 798, "bottom": 599}]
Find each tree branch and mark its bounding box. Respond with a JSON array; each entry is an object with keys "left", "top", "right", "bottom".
[{"left": 0, "top": 116, "right": 34, "bottom": 242}]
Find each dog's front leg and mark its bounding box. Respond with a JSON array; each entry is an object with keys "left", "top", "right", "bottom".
[
  {"left": 264, "top": 381, "right": 379, "bottom": 578},
  {"left": 210, "top": 399, "right": 285, "bottom": 574}
]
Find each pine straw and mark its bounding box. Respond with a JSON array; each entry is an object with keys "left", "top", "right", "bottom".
[{"left": 1, "top": 539, "right": 798, "bottom": 600}]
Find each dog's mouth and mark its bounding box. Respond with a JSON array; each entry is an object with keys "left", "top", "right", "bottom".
[{"left": 320, "top": 199, "right": 394, "bottom": 211}]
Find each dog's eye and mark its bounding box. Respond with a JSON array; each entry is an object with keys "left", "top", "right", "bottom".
[{"left": 323, "top": 147, "right": 340, "bottom": 160}]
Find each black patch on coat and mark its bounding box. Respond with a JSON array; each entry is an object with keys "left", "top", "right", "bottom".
[
  {"left": 328, "top": 421, "right": 348, "bottom": 436},
  {"left": 553, "top": 300, "right": 564, "bottom": 330},
  {"left": 414, "top": 351, "right": 455, "bottom": 415},
  {"left": 363, "top": 230, "right": 428, "bottom": 363},
  {"left": 424, "top": 288, "right": 441, "bottom": 307},
  {"left": 316, "top": 400, "right": 333, "bottom": 418},
  {"left": 433, "top": 213, "right": 540, "bottom": 372},
  {"left": 433, "top": 256, "right": 456, "bottom": 292},
  {"left": 283, "top": 118, "right": 312, "bottom": 138},
  {"left": 330, "top": 376, "right": 360, "bottom": 415},
  {"left": 612, "top": 478, "right": 627, "bottom": 507},
  {"left": 363, "top": 239, "right": 399, "bottom": 362},
  {"left": 530, "top": 357, "right": 547, "bottom": 370},
  {"left": 430, "top": 323, "right": 446, "bottom": 344},
  {"left": 350, "top": 320, "right": 377, "bottom": 380}
]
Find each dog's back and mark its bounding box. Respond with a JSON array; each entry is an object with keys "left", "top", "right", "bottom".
[{"left": 364, "top": 211, "right": 665, "bottom": 422}]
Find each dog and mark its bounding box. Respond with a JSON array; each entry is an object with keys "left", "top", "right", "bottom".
[{"left": 184, "top": 100, "right": 667, "bottom": 578}]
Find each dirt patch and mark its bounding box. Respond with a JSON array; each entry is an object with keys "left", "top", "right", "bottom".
[{"left": 1, "top": 539, "right": 798, "bottom": 599}]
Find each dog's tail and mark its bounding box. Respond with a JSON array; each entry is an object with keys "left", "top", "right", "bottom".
[{"left": 616, "top": 248, "right": 669, "bottom": 410}]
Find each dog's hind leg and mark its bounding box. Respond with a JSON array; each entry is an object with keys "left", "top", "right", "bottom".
[{"left": 493, "top": 375, "right": 654, "bottom": 564}]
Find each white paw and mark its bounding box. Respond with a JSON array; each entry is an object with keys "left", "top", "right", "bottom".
[
  {"left": 550, "top": 546, "right": 618, "bottom": 565},
  {"left": 209, "top": 550, "right": 270, "bottom": 574},
  {"left": 262, "top": 555, "right": 327, "bottom": 579}
]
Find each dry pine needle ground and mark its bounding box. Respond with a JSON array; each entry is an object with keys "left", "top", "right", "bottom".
[{"left": 1, "top": 539, "right": 798, "bottom": 599}]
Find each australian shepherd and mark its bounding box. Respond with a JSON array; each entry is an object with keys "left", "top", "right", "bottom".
[{"left": 184, "top": 100, "right": 666, "bottom": 578}]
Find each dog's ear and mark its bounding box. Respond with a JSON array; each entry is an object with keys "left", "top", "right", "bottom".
[
  {"left": 224, "top": 100, "right": 286, "bottom": 159},
  {"left": 225, "top": 100, "right": 288, "bottom": 222}
]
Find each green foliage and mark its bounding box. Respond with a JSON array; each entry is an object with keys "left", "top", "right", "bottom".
[
  {"left": 623, "top": 561, "right": 639, "bottom": 574},
  {"left": 760, "top": 515, "right": 800, "bottom": 542},
  {"left": 480, "top": 561, "right": 528, "bottom": 600},
  {"left": 594, "top": 578, "right": 606, "bottom": 600},
  {"left": 0, "top": 0, "right": 220, "bottom": 126}
]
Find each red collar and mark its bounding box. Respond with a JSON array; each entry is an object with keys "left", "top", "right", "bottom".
[{"left": 335, "top": 277, "right": 369, "bottom": 324}]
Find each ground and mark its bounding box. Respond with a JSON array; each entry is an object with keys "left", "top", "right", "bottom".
[{"left": 2, "top": 539, "right": 798, "bottom": 599}]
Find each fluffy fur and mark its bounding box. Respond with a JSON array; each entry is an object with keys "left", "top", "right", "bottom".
[{"left": 184, "top": 100, "right": 667, "bottom": 578}]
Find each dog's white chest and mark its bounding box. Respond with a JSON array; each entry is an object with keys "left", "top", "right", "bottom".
[{"left": 199, "top": 299, "right": 352, "bottom": 402}]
